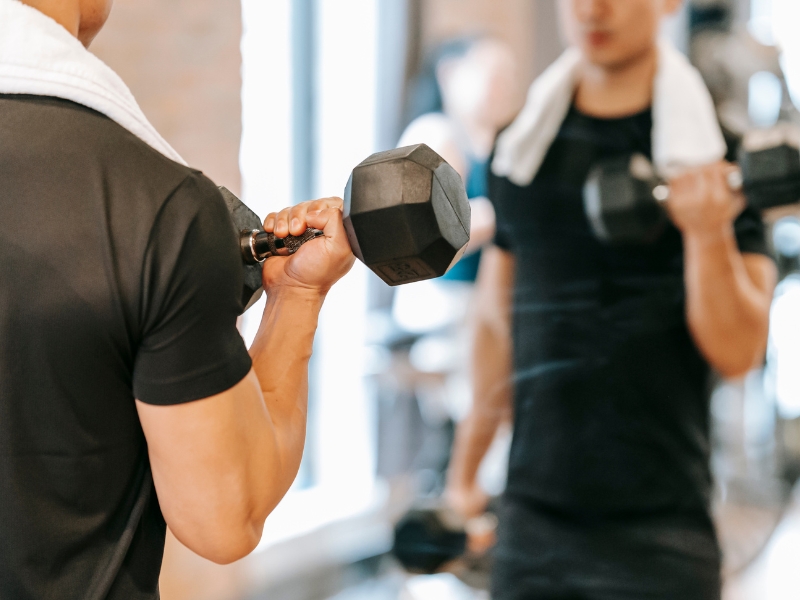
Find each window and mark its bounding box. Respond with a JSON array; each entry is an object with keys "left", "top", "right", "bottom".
[{"left": 239, "top": 0, "right": 407, "bottom": 549}]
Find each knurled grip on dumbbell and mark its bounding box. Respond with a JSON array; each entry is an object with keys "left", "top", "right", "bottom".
[{"left": 240, "top": 228, "right": 325, "bottom": 264}]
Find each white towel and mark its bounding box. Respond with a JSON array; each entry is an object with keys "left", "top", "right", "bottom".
[
  {"left": 492, "top": 39, "right": 726, "bottom": 186},
  {"left": 0, "top": 0, "right": 186, "bottom": 165}
]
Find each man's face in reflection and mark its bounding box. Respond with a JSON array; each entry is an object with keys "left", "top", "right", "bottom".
[{"left": 558, "top": 0, "right": 681, "bottom": 68}]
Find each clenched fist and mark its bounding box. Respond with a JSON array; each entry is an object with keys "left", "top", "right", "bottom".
[
  {"left": 666, "top": 162, "right": 746, "bottom": 240},
  {"left": 261, "top": 197, "right": 355, "bottom": 293}
]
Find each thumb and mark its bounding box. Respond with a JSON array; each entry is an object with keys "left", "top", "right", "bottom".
[
  {"left": 304, "top": 207, "right": 356, "bottom": 267},
  {"left": 306, "top": 206, "right": 346, "bottom": 239}
]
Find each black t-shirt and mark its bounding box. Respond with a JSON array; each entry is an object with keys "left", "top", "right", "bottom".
[
  {"left": 0, "top": 95, "right": 252, "bottom": 599},
  {"left": 491, "top": 106, "right": 769, "bottom": 518}
]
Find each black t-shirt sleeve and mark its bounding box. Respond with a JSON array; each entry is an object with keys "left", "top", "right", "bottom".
[
  {"left": 489, "top": 168, "right": 514, "bottom": 251},
  {"left": 733, "top": 205, "right": 771, "bottom": 257},
  {"left": 133, "top": 173, "right": 252, "bottom": 405}
]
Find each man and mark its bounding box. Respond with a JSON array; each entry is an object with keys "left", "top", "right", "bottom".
[
  {"left": 0, "top": 1, "right": 353, "bottom": 598},
  {"left": 445, "top": 1, "right": 777, "bottom": 598}
]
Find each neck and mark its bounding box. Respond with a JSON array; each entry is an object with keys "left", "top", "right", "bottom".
[
  {"left": 574, "top": 44, "right": 658, "bottom": 119},
  {"left": 21, "top": 0, "right": 80, "bottom": 38}
]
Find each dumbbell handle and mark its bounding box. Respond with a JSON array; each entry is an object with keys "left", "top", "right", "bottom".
[
  {"left": 651, "top": 169, "right": 744, "bottom": 204},
  {"left": 239, "top": 228, "right": 325, "bottom": 265}
]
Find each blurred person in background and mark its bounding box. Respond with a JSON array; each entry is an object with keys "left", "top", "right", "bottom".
[
  {"left": 390, "top": 37, "right": 520, "bottom": 495},
  {"left": 0, "top": 1, "right": 353, "bottom": 598},
  {"left": 445, "top": 1, "right": 777, "bottom": 599},
  {"left": 399, "top": 36, "right": 520, "bottom": 279}
]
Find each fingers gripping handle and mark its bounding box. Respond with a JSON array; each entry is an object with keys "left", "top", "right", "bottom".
[
  {"left": 651, "top": 169, "right": 744, "bottom": 204},
  {"left": 240, "top": 228, "right": 325, "bottom": 265}
]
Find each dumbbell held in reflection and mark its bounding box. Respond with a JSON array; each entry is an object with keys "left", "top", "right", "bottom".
[
  {"left": 221, "top": 144, "right": 471, "bottom": 311},
  {"left": 583, "top": 125, "right": 800, "bottom": 244},
  {"left": 392, "top": 503, "right": 498, "bottom": 576}
]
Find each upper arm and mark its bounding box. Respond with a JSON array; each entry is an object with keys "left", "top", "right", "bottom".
[
  {"left": 133, "top": 174, "right": 251, "bottom": 405},
  {"left": 473, "top": 164, "right": 517, "bottom": 333},
  {"left": 474, "top": 245, "right": 514, "bottom": 338},
  {"left": 732, "top": 204, "right": 777, "bottom": 302},
  {"left": 136, "top": 370, "right": 273, "bottom": 564},
  {"left": 133, "top": 175, "right": 262, "bottom": 562}
]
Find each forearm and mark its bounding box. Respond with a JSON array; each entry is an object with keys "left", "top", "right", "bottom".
[
  {"left": 684, "top": 228, "right": 772, "bottom": 377},
  {"left": 248, "top": 286, "right": 325, "bottom": 494},
  {"left": 447, "top": 322, "right": 512, "bottom": 490}
]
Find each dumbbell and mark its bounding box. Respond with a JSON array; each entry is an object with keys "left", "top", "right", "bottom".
[
  {"left": 221, "top": 144, "right": 471, "bottom": 311},
  {"left": 583, "top": 126, "right": 800, "bottom": 244},
  {"left": 392, "top": 502, "right": 497, "bottom": 578}
]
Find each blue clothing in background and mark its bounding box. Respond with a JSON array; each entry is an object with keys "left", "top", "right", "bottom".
[{"left": 442, "top": 155, "right": 488, "bottom": 282}]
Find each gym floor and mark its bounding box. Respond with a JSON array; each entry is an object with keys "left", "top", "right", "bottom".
[
  {"left": 157, "top": 484, "right": 800, "bottom": 600},
  {"left": 724, "top": 486, "right": 800, "bottom": 600},
  {"left": 325, "top": 485, "right": 800, "bottom": 600}
]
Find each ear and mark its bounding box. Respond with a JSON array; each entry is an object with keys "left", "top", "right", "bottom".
[
  {"left": 77, "top": 0, "right": 113, "bottom": 47},
  {"left": 662, "top": 0, "right": 683, "bottom": 17}
]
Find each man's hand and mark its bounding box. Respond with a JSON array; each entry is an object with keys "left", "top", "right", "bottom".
[
  {"left": 666, "top": 162, "right": 777, "bottom": 378},
  {"left": 444, "top": 481, "right": 490, "bottom": 521},
  {"left": 666, "top": 162, "right": 746, "bottom": 240},
  {"left": 262, "top": 197, "right": 355, "bottom": 293},
  {"left": 444, "top": 483, "right": 495, "bottom": 554}
]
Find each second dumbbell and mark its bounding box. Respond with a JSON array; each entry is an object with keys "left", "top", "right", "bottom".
[{"left": 583, "top": 127, "right": 800, "bottom": 244}]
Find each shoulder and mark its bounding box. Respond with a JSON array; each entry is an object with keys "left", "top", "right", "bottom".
[
  {"left": 488, "top": 160, "right": 529, "bottom": 200},
  {"left": 0, "top": 95, "right": 227, "bottom": 260},
  {"left": 1, "top": 94, "right": 198, "bottom": 197}
]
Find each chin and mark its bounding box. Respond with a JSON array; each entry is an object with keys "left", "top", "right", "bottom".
[
  {"left": 580, "top": 44, "right": 645, "bottom": 70},
  {"left": 580, "top": 46, "right": 619, "bottom": 66}
]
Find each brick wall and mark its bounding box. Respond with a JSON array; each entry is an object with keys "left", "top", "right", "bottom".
[
  {"left": 418, "top": 0, "right": 565, "bottom": 91},
  {"left": 90, "top": 0, "right": 243, "bottom": 195}
]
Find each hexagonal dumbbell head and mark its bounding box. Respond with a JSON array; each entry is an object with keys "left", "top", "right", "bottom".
[
  {"left": 583, "top": 153, "right": 668, "bottom": 244},
  {"left": 343, "top": 144, "right": 471, "bottom": 285}
]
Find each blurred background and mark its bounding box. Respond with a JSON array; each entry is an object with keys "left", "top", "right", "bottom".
[{"left": 90, "top": 0, "right": 800, "bottom": 598}]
